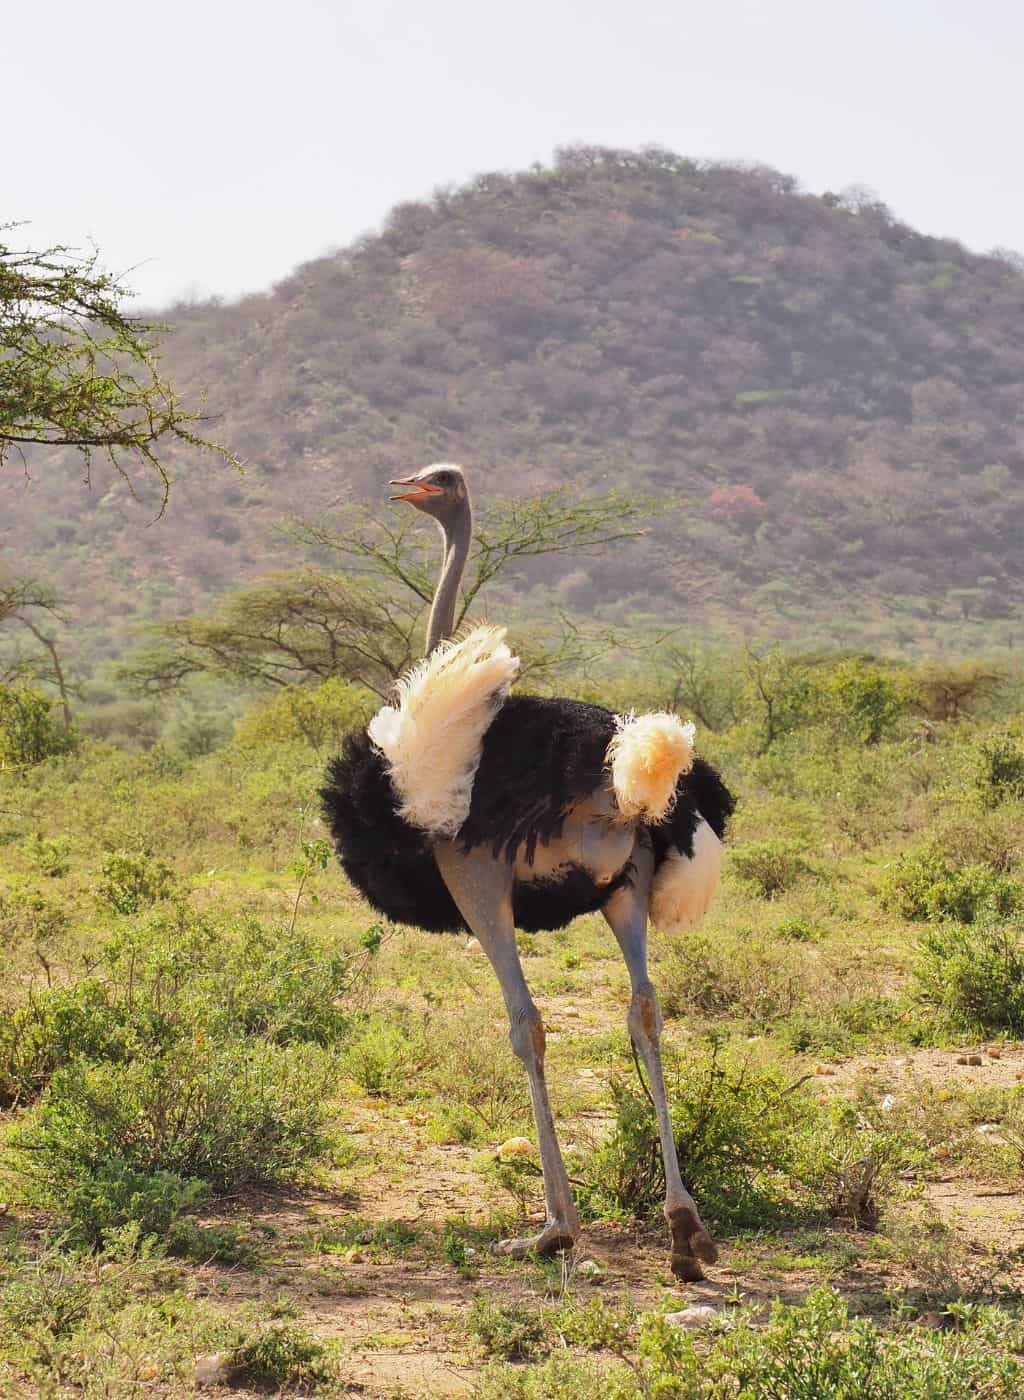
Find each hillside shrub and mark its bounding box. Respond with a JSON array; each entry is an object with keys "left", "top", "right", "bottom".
[
  {"left": 0, "top": 685, "right": 75, "bottom": 766},
  {"left": 730, "top": 839, "right": 809, "bottom": 897},
  {"left": 814, "top": 657, "right": 908, "bottom": 743},
  {"left": 233, "top": 678, "right": 373, "bottom": 751},
  {"left": 882, "top": 843, "right": 1021, "bottom": 922},
  {"left": 914, "top": 922, "right": 1024, "bottom": 1034},
  {"left": 972, "top": 728, "right": 1024, "bottom": 808},
  {"left": 96, "top": 849, "right": 178, "bottom": 914}
]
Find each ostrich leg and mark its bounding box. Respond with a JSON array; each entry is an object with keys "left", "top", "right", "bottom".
[
  {"left": 602, "top": 837, "right": 718, "bottom": 1281},
  {"left": 434, "top": 841, "right": 580, "bottom": 1256}
]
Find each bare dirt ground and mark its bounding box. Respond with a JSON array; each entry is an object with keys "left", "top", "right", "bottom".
[{"left": 183, "top": 1032, "right": 1024, "bottom": 1397}]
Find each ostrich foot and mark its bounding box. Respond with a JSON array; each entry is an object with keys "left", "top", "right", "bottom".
[
  {"left": 668, "top": 1206, "right": 718, "bottom": 1281},
  {"left": 494, "top": 1222, "right": 578, "bottom": 1259}
]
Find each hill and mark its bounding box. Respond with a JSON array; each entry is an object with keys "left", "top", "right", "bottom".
[{"left": 4, "top": 146, "right": 1024, "bottom": 672}]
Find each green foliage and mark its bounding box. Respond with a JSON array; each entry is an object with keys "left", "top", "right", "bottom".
[
  {"left": 0, "top": 228, "right": 234, "bottom": 500},
  {"left": 57, "top": 1163, "right": 206, "bottom": 1251},
  {"left": 972, "top": 727, "right": 1024, "bottom": 807},
  {"left": 96, "top": 848, "right": 178, "bottom": 914},
  {"left": 0, "top": 914, "right": 352, "bottom": 1108},
  {"left": 479, "top": 1289, "right": 1024, "bottom": 1398},
  {"left": 914, "top": 922, "right": 1024, "bottom": 1034},
  {"left": 579, "top": 1049, "right": 823, "bottom": 1231},
  {"left": 227, "top": 1322, "right": 332, "bottom": 1390},
  {"left": 23, "top": 832, "right": 71, "bottom": 877},
  {"left": 342, "top": 1014, "right": 424, "bottom": 1099},
  {"left": 815, "top": 657, "right": 908, "bottom": 743},
  {"left": 14, "top": 1038, "right": 334, "bottom": 1203},
  {"left": 233, "top": 677, "right": 374, "bottom": 750},
  {"left": 882, "top": 843, "right": 1021, "bottom": 922},
  {"left": 0, "top": 684, "right": 74, "bottom": 766},
  {"left": 730, "top": 839, "right": 810, "bottom": 897},
  {"left": 467, "top": 1298, "right": 548, "bottom": 1361}
]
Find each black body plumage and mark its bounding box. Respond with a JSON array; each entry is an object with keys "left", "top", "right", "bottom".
[{"left": 320, "top": 694, "right": 734, "bottom": 934}]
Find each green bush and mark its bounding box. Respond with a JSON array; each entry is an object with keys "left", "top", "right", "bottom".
[
  {"left": 14, "top": 1038, "right": 334, "bottom": 1211},
  {"left": 0, "top": 916, "right": 352, "bottom": 1107},
  {"left": 233, "top": 677, "right": 373, "bottom": 751},
  {"left": 467, "top": 1298, "right": 548, "bottom": 1361},
  {"left": 477, "top": 1289, "right": 1024, "bottom": 1398},
  {"left": 815, "top": 657, "right": 908, "bottom": 743},
  {"left": 914, "top": 922, "right": 1024, "bottom": 1034},
  {"left": 882, "top": 843, "right": 1021, "bottom": 922},
  {"left": 730, "top": 839, "right": 809, "bottom": 897},
  {"left": 579, "top": 1049, "right": 820, "bottom": 1231},
  {"left": 227, "top": 1322, "right": 332, "bottom": 1390},
  {"left": 972, "top": 728, "right": 1024, "bottom": 808},
  {"left": 96, "top": 848, "right": 178, "bottom": 914},
  {"left": 0, "top": 684, "right": 75, "bottom": 766},
  {"left": 58, "top": 1163, "right": 206, "bottom": 1251}
]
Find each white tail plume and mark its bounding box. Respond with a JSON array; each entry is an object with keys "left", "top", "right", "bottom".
[
  {"left": 650, "top": 817, "right": 723, "bottom": 932},
  {"left": 368, "top": 625, "right": 519, "bottom": 837}
]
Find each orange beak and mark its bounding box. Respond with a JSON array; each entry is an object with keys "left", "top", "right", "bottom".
[{"left": 389, "top": 476, "right": 443, "bottom": 503}]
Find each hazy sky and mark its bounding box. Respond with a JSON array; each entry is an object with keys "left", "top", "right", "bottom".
[{"left": 7, "top": 0, "right": 1022, "bottom": 308}]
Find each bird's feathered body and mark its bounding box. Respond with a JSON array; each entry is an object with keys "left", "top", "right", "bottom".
[{"left": 321, "top": 685, "right": 734, "bottom": 934}]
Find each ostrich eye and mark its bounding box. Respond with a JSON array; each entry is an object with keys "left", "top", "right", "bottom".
[{"left": 435, "top": 471, "right": 454, "bottom": 486}]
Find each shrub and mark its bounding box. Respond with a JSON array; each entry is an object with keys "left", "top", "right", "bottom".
[
  {"left": 882, "top": 843, "right": 1021, "bottom": 923},
  {"left": 477, "top": 1288, "right": 1024, "bottom": 1397},
  {"left": 914, "top": 922, "right": 1024, "bottom": 1034},
  {"left": 96, "top": 848, "right": 178, "bottom": 914},
  {"left": 972, "top": 729, "right": 1024, "bottom": 808},
  {"left": 23, "top": 833, "right": 71, "bottom": 877},
  {"left": 342, "top": 1014, "right": 426, "bottom": 1098},
  {"left": 579, "top": 1048, "right": 820, "bottom": 1231},
  {"left": 14, "top": 1038, "right": 335, "bottom": 1212},
  {"left": 0, "top": 684, "right": 75, "bottom": 766},
  {"left": 467, "top": 1298, "right": 548, "bottom": 1361},
  {"left": 730, "top": 840, "right": 809, "bottom": 897},
  {"left": 659, "top": 931, "right": 814, "bottom": 1024},
  {"left": 227, "top": 1322, "right": 332, "bottom": 1390},
  {"left": 816, "top": 657, "right": 908, "bottom": 743},
  {"left": 0, "top": 916, "right": 353, "bottom": 1108},
  {"left": 233, "top": 678, "right": 373, "bottom": 751},
  {"left": 58, "top": 1163, "right": 206, "bottom": 1250}
]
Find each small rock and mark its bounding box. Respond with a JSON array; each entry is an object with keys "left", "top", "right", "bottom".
[
  {"left": 975, "top": 1123, "right": 999, "bottom": 1135},
  {"left": 562, "top": 1006, "right": 580, "bottom": 1018},
  {"left": 956, "top": 1054, "right": 983, "bottom": 1066},
  {"left": 465, "top": 937, "right": 484, "bottom": 955},
  {"left": 497, "top": 1136, "right": 535, "bottom": 1161},
  {"left": 576, "top": 1258, "right": 603, "bottom": 1282},
  {"left": 814, "top": 1064, "right": 836, "bottom": 1076},
  {"left": 347, "top": 1248, "right": 366, "bottom": 1263},
  {"left": 195, "top": 1353, "right": 235, "bottom": 1388},
  {"left": 664, "top": 1305, "right": 720, "bottom": 1331},
  {"left": 879, "top": 1094, "right": 896, "bottom": 1112},
  {"left": 986, "top": 1047, "right": 1003, "bottom": 1059}
]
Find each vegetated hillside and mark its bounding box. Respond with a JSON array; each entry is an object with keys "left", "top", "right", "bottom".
[{"left": 5, "top": 145, "right": 1024, "bottom": 667}]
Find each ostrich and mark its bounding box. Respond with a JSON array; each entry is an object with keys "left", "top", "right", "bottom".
[{"left": 322, "top": 464, "right": 734, "bottom": 1280}]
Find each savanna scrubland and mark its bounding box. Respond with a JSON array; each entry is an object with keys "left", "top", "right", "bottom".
[
  {"left": 6, "top": 144, "right": 1024, "bottom": 1395},
  {"left": 3, "top": 646, "right": 1024, "bottom": 1396}
]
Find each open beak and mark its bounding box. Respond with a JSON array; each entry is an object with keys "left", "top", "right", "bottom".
[{"left": 389, "top": 476, "right": 443, "bottom": 503}]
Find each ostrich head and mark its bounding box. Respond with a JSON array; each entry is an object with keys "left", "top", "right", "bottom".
[
  {"left": 389, "top": 464, "right": 472, "bottom": 653},
  {"left": 389, "top": 463, "right": 468, "bottom": 527}
]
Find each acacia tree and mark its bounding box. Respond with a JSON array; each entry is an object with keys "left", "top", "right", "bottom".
[
  {"left": 122, "top": 491, "right": 650, "bottom": 698},
  {"left": 1, "top": 226, "right": 233, "bottom": 509},
  {"left": 0, "top": 579, "right": 72, "bottom": 727}
]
